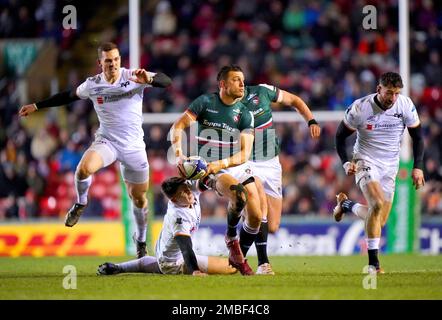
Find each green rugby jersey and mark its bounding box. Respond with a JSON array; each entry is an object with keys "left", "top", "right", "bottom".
[
  {"left": 242, "top": 84, "right": 280, "bottom": 161},
  {"left": 187, "top": 93, "right": 253, "bottom": 162}
]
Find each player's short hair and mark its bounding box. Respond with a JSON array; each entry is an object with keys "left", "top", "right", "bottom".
[
  {"left": 217, "top": 65, "right": 243, "bottom": 82},
  {"left": 97, "top": 42, "right": 118, "bottom": 58},
  {"left": 379, "top": 72, "right": 403, "bottom": 88},
  {"left": 161, "top": 177, "right": 186, "bottom": 199}
]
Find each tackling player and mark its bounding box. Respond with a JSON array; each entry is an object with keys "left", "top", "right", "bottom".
[{"left": 97, "top": 177, "right": 237, "bottom": 276}]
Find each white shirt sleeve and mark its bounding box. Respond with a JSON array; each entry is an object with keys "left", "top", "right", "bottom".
[
  {"left": 343, "top": 101, "right": 361, "bottom": 130},
  {"left": 76, "top": 79, "right": 90, "bottom": 99},
  {"left": 404, "top": 97, "right": 420, "bottom": 128},
  {"left": 171, "top": 210, "right": 192, "bottom": 236}
]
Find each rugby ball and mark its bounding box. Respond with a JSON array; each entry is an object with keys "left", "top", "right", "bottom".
[{"left": 177, "top": 156, "right": 208, "bottom": 180}]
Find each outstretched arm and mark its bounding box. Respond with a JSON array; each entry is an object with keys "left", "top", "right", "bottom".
[
  {"left": 335, "top": 120, "right": 357, "bottom": 175},
  {"left": 408, "top": 124, "right": 425, "bottom": 189},
  {"left": 278, "top": 90, "right": 321, "bottom": 138},
  {"left": 175, "top": 234, "right": 207, "bottom": 276},
  {"left": 130, "top": 69, "right": 172, "bottom": 88},
  {"left": 18, "top": 89, "right": 80, "bottom": 117}
]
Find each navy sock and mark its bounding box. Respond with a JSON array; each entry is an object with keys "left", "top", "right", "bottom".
[
  {"left": 342, "top": 199, "right": 356, "bottom": 213},
  {"left": 240, "top": 224, "right": 258, "bottom": 257}
]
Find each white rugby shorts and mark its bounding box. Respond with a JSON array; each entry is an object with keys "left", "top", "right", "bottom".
[
  {"left": 250, "top": 156, "right": 282, "bottom": 199},
  {"left": 86, "top": 135, "right": 149, "bottom": 184},
  {"left": 355, "top": 158, "right": 398, "bottom": 202}
]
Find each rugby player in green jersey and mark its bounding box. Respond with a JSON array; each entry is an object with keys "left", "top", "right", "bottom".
[
  {"left": 170, "top": 65, "right": 262, "bottom": 275},
  {"left": 242, "top": 84, "right": 321, "bottom": 274}
]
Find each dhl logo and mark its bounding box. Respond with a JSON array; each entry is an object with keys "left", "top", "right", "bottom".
[{"left": 0, "top": 222, "right": 125, "bottom": 257}]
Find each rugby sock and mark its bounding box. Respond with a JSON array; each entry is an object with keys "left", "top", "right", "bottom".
[
  {"left": 118, "top": 256, "right": 160, "bottom": 273},
  {"left": 255, "top": 218, "right": 269, "bottom": 265},
  {"left": 341, "top": 199, "right": 356, "bottom": 213},
  {"left": 366, "top": 238, "right": 380, "bottom": 269},
  {"left": 75, "top": 176, "right": 92, "bottom": 205},
  {"left": 352, "top": 203, "right": 369, "bottom": 220},
  {"left": 239, "top": 221, "right": 260, "bottom": 257},
  {"left": 133, "top": 206, "right": 148, "bottom": 243},
  {"left": 226, "top": 207, "right": 241, "bottom": 239}
]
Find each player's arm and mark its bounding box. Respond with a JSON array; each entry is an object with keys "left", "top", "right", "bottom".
[
  {"left": 175, "top": 234, "right": 206, "bottom": 276},
  {"left": 335, "top": 121, "right": 357, "bottom": 175},
  {"left": 206, "top": 130, "right": 254, "bottom": 175},
  {"left": 408, "top": 124, "right": 425, "bottom": 189},
  {"left": 18, "top": 89, "right": 80, "bottom": 117},
  {"left": 170, "top": 110, "right": 196, "bottom": 159},
  {"left": 278, "top": 90, "right": 321, "bottom": 138},
  {"left": 130, "top": 69, "right": 172, "bottom": 88}
]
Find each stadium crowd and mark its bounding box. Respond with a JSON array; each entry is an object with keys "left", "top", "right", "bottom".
[{"left": 0, "top": 0, "right": 441, "bottom": 219}]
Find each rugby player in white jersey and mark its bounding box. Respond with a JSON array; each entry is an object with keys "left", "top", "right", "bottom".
[
  {"left": 97, "top": 176, "right": 237, "bottom": 276},
  {"left": 18, "top": 42, "right": 172, "bottom": 258},
  {"left": 334, "top": 72, "right": 425, "bottom": 273}
]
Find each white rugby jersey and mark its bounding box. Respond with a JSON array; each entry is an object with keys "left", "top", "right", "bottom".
[
  {"left": 155, "top": 182, "right": 201, "bottom": 263},
  {"left": 344, "top": 93, "right": 420, "bottom": 167},
  {"left": 76, "top": 67, "right": 154, "bottom": 148}
]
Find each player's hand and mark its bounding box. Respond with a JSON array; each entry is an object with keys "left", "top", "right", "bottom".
[
  {"left": 206, "top": 161, "right": 223, "bottom": 176},
  {"left": 310, "top": 124, "right": 321, "bottom": 139},
  {"left": 18, "top": 104, "right": 38, "bottom": 117},
  {"left": 411, "top": 168, "right": 425, "bottom": 190},
  {"left": 343, "top": 161, "right": 357, "bottom": 176},
  {"left": 130, "top": 69, "right": 153, "bottom": 84},
  {"left": 192, "top": 270, "right": 208, "bottom": 277}
]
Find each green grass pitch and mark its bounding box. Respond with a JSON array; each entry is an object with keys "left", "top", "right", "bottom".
[{"left": 1, "top": 255, "right": 441, "bottom": 300}]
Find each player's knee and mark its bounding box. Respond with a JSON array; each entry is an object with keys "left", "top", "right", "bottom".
[
  {"left": 268, "top": 222, "right": 280, "bottom": 234},
  {"left": 76, "top": 164, "right": 92, "bottom": 180},
  {"left": 130, "top": 190, "right": 148, "bottom": 208},
  {"left": 230, "top": 183, "right": 248, "bottom": 212},
  {"left": 372, "top": 199, "right": 384, "bottom": 213}
]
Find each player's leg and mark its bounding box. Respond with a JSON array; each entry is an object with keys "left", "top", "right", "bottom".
[
  {"left": 121, "top": 149, "right": 150, "bottom": 258},
  {"left": 239, "top": 180, "right": 263, "bottom": 257},
  {"left": 253, "top": 177, "right": 272, "bottom": 270},
  {"left": 196, "top": 255, "right": 237, "bottom": 275},
  {"left": 214, "top": 173, "right": 253, "bottom": 275},
  {"left": 333, "top": 193, "right": 369, "bottom": 221},
  {"left": 97, "top": 255, "right": 161, "bottom": 275},
  {"left": 266, "top": 195, "right": 282, "bottom": 233},
  {"left": 360, "top": 180, "right": 386, "bottom": 272},
  {"left": 380, "top": 202, "right": 393, "bottom": 227},
  {"left": 125, "top": 180, "right": 149, "bottom": 258},
  {"left": 65, "top": 140, "right": 117, "bottom": 227}
]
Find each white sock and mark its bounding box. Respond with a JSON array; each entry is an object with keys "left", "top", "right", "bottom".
[
  {"left": 366, "top": 238, "right": 380, "bottom": 250},
  {"left": 75, "top": 176, "right": 92, "bottom": 205},
  {"left": 118, "top": 256, "right": 160, "bottom": 273},
  {"left": 133, "top": 206, "right": 148, "bottom": 242},
  {"left": 352, "top": 203, "right": 369, "bottom": 220}
]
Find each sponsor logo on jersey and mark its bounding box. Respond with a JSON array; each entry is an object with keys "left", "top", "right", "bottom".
[
  {"left": 247, "top": 93, "right": 257, "bottom": 101},
  {"left": 97, "top": 96, "right": 104, "bottom": 104},
  {"left": 176, "top": 218, "right": 183, "bottom": 225},
  {"left": 252, "top": 97, "right": 260, "bottom": 105},
  {"left": 120, "top": 81, "right": 130, "bottom": 88},
  {"left": 233, "top": 115, "right": 240, "bottom": 122},
  {"left": 206, "top": 109, "right": 218, "bottom": 114},
  {"left": 366, "top": 124, "right": 373, "bottom": 130}
]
